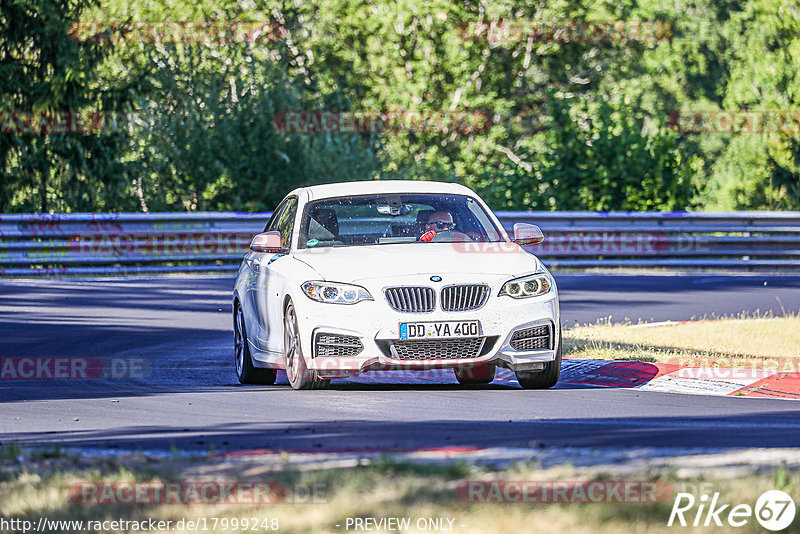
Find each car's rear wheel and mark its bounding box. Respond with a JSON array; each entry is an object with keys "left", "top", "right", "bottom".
[
  {"left": 515, "top": 331, "right": 562, "bottom": 390},
  {"left": 284, "top": 300, "right": 329, "bottom": 390},
  {"left": 454, "top": 363, "right": 495, "bottom": 385},
  {"left": 234, "top": 303, "right": 277, "bottom": 385}
]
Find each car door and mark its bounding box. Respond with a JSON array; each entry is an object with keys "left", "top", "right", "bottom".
[{"left": 243, "top": 196, "right": 298, "bottom": 355}]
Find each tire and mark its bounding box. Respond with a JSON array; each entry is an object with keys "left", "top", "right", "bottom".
[
  {"left": 234, "top": 303, "right": 277, "bottom": 385},
  {"left": 454, "top": 363, "right": 496, "bottom": 385},
  {"left": 515, "top": 330, "right": 562, "bottom": 390},
  {"left": 284, "top": 300, "right": 330, "bottom": 390}
]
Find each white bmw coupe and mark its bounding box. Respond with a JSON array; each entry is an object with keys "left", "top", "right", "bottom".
[{"left": 233, "top": 180, "right": 561, "bottom": 389}]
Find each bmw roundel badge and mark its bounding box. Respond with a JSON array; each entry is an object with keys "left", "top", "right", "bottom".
[{"left": 430, "top": 276, "right": 442, "bottom": 282}]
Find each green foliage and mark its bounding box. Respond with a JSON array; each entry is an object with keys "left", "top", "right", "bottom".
[
  {"left": 0, "top": 0, "right": 142, "bottom": 212},
  {"left": 129, "top": 37, "right": 380, "bottom": 211},
  {"left": 703, "top": 0, "right": 800, "bottom": 209},
  {"left": 0, "top": 0, "right": 798, "bottom": 212},
  {"left": 470, "top": 97, "right": 695, "bottom": 210}
]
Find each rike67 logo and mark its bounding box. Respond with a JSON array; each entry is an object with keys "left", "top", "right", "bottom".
[{"left": 669, "top": 490, "right": 796, "bottom": 531}]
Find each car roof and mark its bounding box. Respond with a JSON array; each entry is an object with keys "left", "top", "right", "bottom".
[{"left": 289, "top": 180, "right": 477, "bottom": 201}]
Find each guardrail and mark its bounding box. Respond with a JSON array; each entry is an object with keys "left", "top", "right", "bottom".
[
  {"left": 1, "top": 211, "right": 799, "bottom": 275},
  {"left": 498, "top": 211, "right": 800, "bottom": 270}
]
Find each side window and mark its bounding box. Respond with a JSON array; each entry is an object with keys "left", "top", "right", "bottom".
[
  {"left": 264, "top": 201, "right": 287, "bottom": 233},
  {"left": 273, "top": 197, "right": 298, "bottom": 249}
]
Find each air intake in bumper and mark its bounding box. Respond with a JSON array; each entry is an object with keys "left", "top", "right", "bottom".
[
  {"left": 376, "top": 336, "right": 498, "bottom": 361},
  {"left": 314, "top": 333, "right": 364, "bottom": 357},
  {"left": 390, "top": 338, "right": 484, "bottom": 360},
  {"left": 509, "top": 324, "right": 552, "bottom": 351}
]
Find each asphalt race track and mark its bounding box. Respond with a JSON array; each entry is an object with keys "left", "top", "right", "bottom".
[{"left": 2, "top": 274, "right": 800, "bottom": 454}]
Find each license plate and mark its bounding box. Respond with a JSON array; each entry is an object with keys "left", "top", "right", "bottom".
[{"left": 399, "top": 320, "right": 482, "bottom": 340}]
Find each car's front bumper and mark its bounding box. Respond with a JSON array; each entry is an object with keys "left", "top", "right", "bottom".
[{"left": 293, "top": 278, "right": 560, "bottom": 378}]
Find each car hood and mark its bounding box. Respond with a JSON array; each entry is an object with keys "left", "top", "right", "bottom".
[{"left": 293, "top": 242, "right": 541, "bottom": 283}]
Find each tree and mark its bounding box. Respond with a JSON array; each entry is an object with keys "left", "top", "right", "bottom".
[{"left": 0, "top": 0, "right": 141, "bottom": 212}]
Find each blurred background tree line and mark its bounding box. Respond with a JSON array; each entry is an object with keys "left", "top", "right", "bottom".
[{"left": 0, "top": 0, "right": 798, "bottom": 213}]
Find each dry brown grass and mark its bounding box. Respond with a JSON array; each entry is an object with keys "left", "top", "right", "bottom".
[
  {"left": 563, "top": 314, "right": 800, "bottom": 369},
  {"left": 1, "top": 451, "right": 799, "bottom": 533}
]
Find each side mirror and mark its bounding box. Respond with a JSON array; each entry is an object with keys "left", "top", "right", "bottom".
[
  {"left": 250, "top": 231, "right": 285, "bottom": 253},
  {"left": 513, "top": 223, "right": 544, "bottom": 246}
]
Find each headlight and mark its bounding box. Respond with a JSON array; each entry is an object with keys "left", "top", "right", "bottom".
[
  {"left": 301, "top": 281, "right": 373, "bottom": 305},
  {"left": 498, "top": 273, "right": 552, "bottom": 299}
]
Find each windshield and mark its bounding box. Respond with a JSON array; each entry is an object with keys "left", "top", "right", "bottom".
[{"left": 297, "top": 193, "right": 504, "bottom": 249}]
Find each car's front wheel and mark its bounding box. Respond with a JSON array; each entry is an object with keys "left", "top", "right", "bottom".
[
  {"left": 515, "top": 331, "right": 562, "bottom": 390},
  {"left": 234, "top": 303, "right": 277, "bottom": 385},
  {"left": 454, "top": 363, "right": 495, "bottom": 385},
  {"left": 284, "top": 300, "right": 329, "bottom": 390}
]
